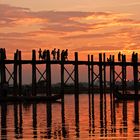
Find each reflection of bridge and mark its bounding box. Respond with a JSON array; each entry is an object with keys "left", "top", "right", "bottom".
[
  {"left": 0, "top": 94, "right": 139, "bottom": 139},
  {"left": 0, "top": 48, "right": 140, "bottom": 101}
]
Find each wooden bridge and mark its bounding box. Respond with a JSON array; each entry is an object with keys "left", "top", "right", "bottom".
[{"left": 0, "top": 48, "right": 140, "bottom": 101}]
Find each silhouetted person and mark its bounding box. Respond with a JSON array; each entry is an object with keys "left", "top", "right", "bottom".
[
  {"left": 51, "top": 48, "right": 57, "bottom": 60},
  {"left": 64, "top": 49, "right": 68, "bottom": 60},
  {"left": 57, "top": 49, "right": 60, "bottom": 61},
  {"left": 107, "top": 57, "right": 110, "bottom": 62},
  {"left": 61, "top": 50, "right": 65, "bottom": 60},
  {"left": 15, "top": 49, "right": 19, "bottom": 60},
  {"left": 118, "top": 52, "right": 121, "bottom": 61},
  {"left": 43, "top": 49, "right": 47, "bottom": 60},
  {"left": 38, "top": 48, "right": 42, "bottom": 60},
  {"left": 61, "top": 49, "right": 68, "bottom": 61},
  {"left": 132, "top": 51, "right": 136, "bottom": 62}
]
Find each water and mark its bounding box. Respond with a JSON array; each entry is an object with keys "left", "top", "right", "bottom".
[{"left": 0, "top": 94, "right": 140, "bottom": 139}]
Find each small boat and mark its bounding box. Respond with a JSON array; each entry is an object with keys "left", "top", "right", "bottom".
[
  {"left": 114, "top": 90, "right": 140, "bottom": 100},
  {"left": 0, "top": 94, "right": 62, "bottom": 102}
]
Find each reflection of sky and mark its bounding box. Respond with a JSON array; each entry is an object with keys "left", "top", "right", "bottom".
[
  {"left": 1, "top": 94, "right": 139, "bottom": 139},
  {"left": 0, "top": 0, "right": 140, "bottom": 59}
]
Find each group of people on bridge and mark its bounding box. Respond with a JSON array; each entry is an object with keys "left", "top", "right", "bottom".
[
  {"left": 38, "top": 48, "right": 68, "bottom": 61},
  {"left": 106, "top": 51, "right": 138, "bottom": 62}
]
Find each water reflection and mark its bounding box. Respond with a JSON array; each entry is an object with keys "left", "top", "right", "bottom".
[
  {"left": 88, "top": 94, "right": 91, "bottom": 136},
  {"left": 32, "top": 103, "right": 37, "bottom": 138},
  {"left": 1, "top": 103, "right": 7, "bottom": 140},
  {"left": 46, "top": 102, "right": 52, "bottom": 139},
  {"left": 14, "top": 103, "right": 19, "bottom": 138},
  {"left": 88, "top": 93, "right": 95, "bottom": 137},
  {"left": 134, "top": 100, "right": 139, "bottom": 125},
  {"left": 133, "top": 100, "right": 139, "bottom": 138},
  {"left": 0, "top": 94, "right": 140, "bottom": 139},
  {"left": 61, "top": 97, "right": 68, "bottom": 138},
  {"left": 75, "top": 94, "right": 80, "bottom": 138},
  {"left": 122, "top": 101, "right": 127, "bottom": 134}
]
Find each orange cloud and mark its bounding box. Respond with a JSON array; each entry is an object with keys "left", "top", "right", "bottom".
[
  {"left": 13, "top": 18, "right": 48, "bottom": 25},
  {"left": 0, "top": 4, "right": 140, "bottom": 60}
]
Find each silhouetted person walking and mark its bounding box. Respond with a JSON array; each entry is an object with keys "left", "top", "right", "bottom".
[
  {"left": 61, "top": 50, "right": 65, "bottom": 60},
  {"left": 38, "top": 48, "right": 42, "bottom": 60},
  {"left": 64, "top": 49, "right": 68, "bottom": 60},
  {"left": 118, "top": 52, "right": 121, "bottom": 61},
  {"left": 51, "top": 48, "right": 57, "bottom": 60},
  {"left": 43, "top": 49, "right": 47, "bottom": 60}
]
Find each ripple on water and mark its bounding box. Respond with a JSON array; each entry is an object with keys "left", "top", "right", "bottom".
[{"left": 0, "top": 94, "right": 140, "bottom": 139}]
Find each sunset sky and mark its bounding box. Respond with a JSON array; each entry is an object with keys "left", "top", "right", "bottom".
[{"left": 0, "top": 0, "right": 140, "bottom": 60}]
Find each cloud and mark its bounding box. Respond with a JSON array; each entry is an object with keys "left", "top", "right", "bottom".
[
  {"left": 62, "top": 27, "right": 140, "bottom": 40},
  {"left": 41, "top": 23, "right": 91, "bottom": 32},
  {"left": 0, "top": 4, "right": 101, "bottom": 33},
  {"left": 0, "top": 32, "right": 32, "bottom": 38},
  {"left": 71, "top": 45, "right": 121, "bottom": 52},
  {"left": 1, "top": 4, "right": 138, "bottom": 33},
  {"left": 70, "top": 43, "right": 140, "bottom": 54},
  {"left": 0, "top": 4, "right": 140, "bottom": 57},
  {"left": 62, "top": 31, "right": 114, "bottom": 40},
  {"left": 0, "top": 4, "right": 30, "bottom": 27}
]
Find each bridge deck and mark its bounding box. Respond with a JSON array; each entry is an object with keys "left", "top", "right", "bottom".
[{"left": 1, "top": 60, "right": 140, "bottom": 66}]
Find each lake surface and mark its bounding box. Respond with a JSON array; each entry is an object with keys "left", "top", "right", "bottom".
[{"left": 0, "top": 94, "right": 140, "bottom": 139}]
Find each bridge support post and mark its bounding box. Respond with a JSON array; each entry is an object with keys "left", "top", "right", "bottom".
[
  {"left": 61, "top": 52, "right": 65, "bottom": 95},
  {"left": 122, "top": 55, "right": 126, "bottom": 94},
  {"left": 46, "top": 50, "right": 51, "bottom": 96},
  {"left": 18, "top": 51, "right": 22, "bottom": 95},
  {"left": 32, "top": 50, "right": 36, "bottom": 96},
  {"left": 88, "top": 55, "right": 90, "bottom": 94},
  {"left": 74, "top": 52, "right": 79, "bottom": 93}
]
